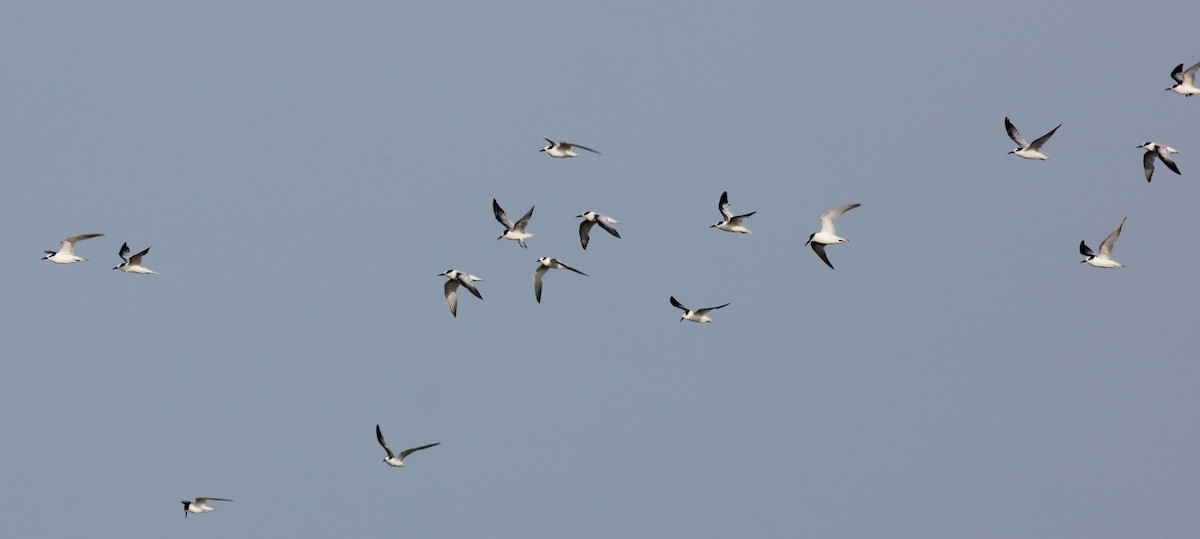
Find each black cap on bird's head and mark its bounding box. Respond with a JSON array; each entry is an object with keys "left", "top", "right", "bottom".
[{"left": 42, "top": 251, "right": 54, "bottom": 260}]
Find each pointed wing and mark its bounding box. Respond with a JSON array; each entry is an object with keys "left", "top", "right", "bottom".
[
  {"left": 718, "top": 191, "right": 733, "bottom": 219},
  {"left": 695, "top": 303, "right": 730, "bottom": 315},
  {"left": 578, "top": 220, "right": 595, "bottom": 250},
  {"left": 398, "top": 442, "right": 440, "bottom": 460},
  {"left": 819, "top": 204, "right": 860, "bottom": 235},
  {"left": 811, "top": 242, "right": 835, "bottom": 269},
  {"left": 1079, "top": 240, "right": 1095, "bottom": 257},
  {"left": 513, "top": 206, "right": 535, "bottom": 230},
  {"left": 1143, "top": 150, "right": 1157, "bottom": 182},
  {"left": 669, "top": 296, "right": 688, "bottom": 311},
  {"left": 1027, "top": 124, "right": 1060, "bottom": 151},
  {"left": 595, "top": 218, "right": 620, "bottom": 238},
  {"left": 1005, "top": 117, "right": 1027, "bottom": 148},
  {"left": 117, "top": 242, "right": 131, "bottom": 262},
  {"left": 564, "top": 142, "right": 601, "bottom": 154},
  {"left": 1158, "top": 149, "right": 1181, "bottom": 176},
  {"left": 458, "top": 275, "right": 483, "bottom": 300},
  {"left": 1098, "top": 218, "right": 1125, "bottom": 258},
  {"left": 1171, "top": 63, "right": 1185, "bottom": 83},
  {"left": 196, "top": 498, "right": 232, "bottom": 503},
  {"left": 128, "top": 247, "right": 151, "bottom": 265},
  {"left": 375, "top": 424, "right": 395, "bottom": 459},
  {"left": 443, "top": 279, "right": 459, "bottom": 317},
  {"left": 729, "top": 211, "right": 756, "bottom": 226},
  {"left": 556, "top": 260, "right": 588, "bottom": 276},
  {"left": 61, "top": 233, "right": 103, "bottom": 254},
  {"left": 533, "top": 265, "right": 548, "bottom": 303},
  {"left": 1183, "top": 61, "right": 1200, "bottom": 84},
  {"left": 492, "top": 199, "right": 513, "bottom": 230}
]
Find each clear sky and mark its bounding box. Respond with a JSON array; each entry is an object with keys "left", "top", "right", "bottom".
[{"left": 3, "top": 1, "right": 1198, "bottom": 537}]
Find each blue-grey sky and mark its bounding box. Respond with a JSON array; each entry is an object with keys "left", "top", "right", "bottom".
[{"left": 3, "top": 2, "right": 1198, "bottom": 537}]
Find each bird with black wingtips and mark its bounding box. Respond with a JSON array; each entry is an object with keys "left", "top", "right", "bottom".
[
  {"left": 42, "top": 233, "right": 103, "bottom": 264},
  {"left": 670, "top": 296, "right": 730, "bottom": 323},
  {"left": 576, "top": 211, "right": 621, "bottom": 250},
  {"left": 710, "top": 191, "right": 756, "bottom": 233},
  {"left": 493, "top": 199, "right": 535, "bottom": 249},
  {"left": 533, "top": 257, "right": 588, "bottom": 303},
  {"left": 540, "top": 138, "right": 601, "bottom": 158},
  {"left": 440, "top": 269, "right": 483, "bottom": 317},
  {"left": 1005, "top": 117, "right": 1060, "bottom": 160},
  {"left": 805, "top": 204, "right": 861, "bottom": 269},
  {"left": 376, "top": 425, "right": 439, "bottom": 468}
]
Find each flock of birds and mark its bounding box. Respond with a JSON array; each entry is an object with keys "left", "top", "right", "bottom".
[{"left": 37, "top": 59, "right": 1200, "bottom": 518}]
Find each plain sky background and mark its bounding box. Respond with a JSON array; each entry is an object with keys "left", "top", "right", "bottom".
[{"left": 2, "top": 2, "right": 1198, "bottom": 537}]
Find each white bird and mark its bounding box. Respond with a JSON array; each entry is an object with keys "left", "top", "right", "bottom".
[
  {"left": 181, "top": 497, "right": 231, "bottom": 518},
  {"left": 376, "top": 424, "right": 439, "bottom": 468},
  {"left": 1005, "top": 117, "right": 1060, "bottom": 160},
  {"left": 42, "top": 233, "right": 104, "bottom": 264},
  {"left": 440, "top": 270, "right": 483, "bottom": 318},
  {"left": 1080, "top": 218, "right": 1127, "bottom": 269},
  {"left": 805, "top": 203, "right": 861, "bottom": 269},
  {"left": 710, "top": 191, "right": 756, "bottom": 233},
  {"left": 112, "top": 242, "right": 156, "bottom": 274},
  {"left": 576, "top": 211, "right": 621, "bottom": 250},
  {"left": 1138, "top": 142, "right": 1181, "bottom": 182},
  {"left": 540, "top": 139, "right": 600, "bottom": 158},
  {"left": 533, "top": 257, "right": 588, "bottom": 303},
  {"left": 669, "top": 296, "right": 730, "bottom": 323},
  {"left": 493, "top": 199, "right": 535, "bottom": 249},
  {"left": 1166, "top": 61, "right": 1200, "bottom": 97}
]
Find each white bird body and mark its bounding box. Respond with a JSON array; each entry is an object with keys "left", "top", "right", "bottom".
[
  {"left": 540, "top": 138, "right": 600, "bottom": 158},
  {"left": 42, "top": 233, "right": 103, "bottom": 264},
  {"left": 440, "top": 270, "right": 483, "bottom": 317},
  {"left": 493, "top": 199, "right": 535, "bottom": 248},
  {"left": 710, "top": 191, "right": 756, "bottom": 233},
  {"left": 805, "top": 204, "right": 861, "bottom": 269},
  {"left": 1166, "top": 61, "right": 1200, "bottom": 96},
  {"left": 670, "top": 296, "right": 730, "bottom": 323},
  {"left": 376, "top": 425, "right": 439, "bottom": 467},
  {"left": 1080, "top": 218, "right": 1127, "bottom": 268},
  {"left": 576, "top": 211, "right": 621, "bottom": 250},
  {"left": 1139, "top": 142, "right": 1181, "bottom": 182},
  {"left": 181, "top": 497, "right": 231, "bottom": 517},
  {"left": 113, "top": 242, "right": 156, "bottom": 274},
  {"left": 1005, "top": 117, "right": 1060, "bottom": 160},
  {"left": 533, "top": 257, "right": 588, "bottom": 303}
]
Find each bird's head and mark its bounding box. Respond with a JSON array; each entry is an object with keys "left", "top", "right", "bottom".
[{"left": 42, "top": 251, "right": 54, "bottom": 260}]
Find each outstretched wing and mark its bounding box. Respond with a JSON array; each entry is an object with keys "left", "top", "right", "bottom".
[
  {"left": 1004, "top": 117, "right": 1027, "bottom": 148},
  {"left": 718, "top": 191, "right": 733, "bottom": 220},
  {"left": 492, "top": 199, "right": 513, "bottom": 229},
  {"left": 398, "top": 442, "right": 441, "bottom": 460},
  {"left": 819, "top": 203, "right": 861, "bottom": 235},
  {"left": 1027, "top": 124, "right": 1061, "bottom": 151},
  {"left": 578, "top": 220, "right": 595, "bottom": 250},
  {"left": 811, "top": 242, "right": 835, "bottom": 269},
  {"left": 375, "top": 424, "right": 394, "bottom": 459},
  {"left": 669, "top": 296, "right": 688, "bottom": 311},
  {"left": 1098, "top": 218, "right": 1125, "bottom": 258}
]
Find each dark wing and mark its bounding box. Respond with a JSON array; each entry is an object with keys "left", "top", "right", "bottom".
[
  {"left": 398, "top": 442, "right": 441, "bottom": 460},
  {"left": 1079, "top": 240, "right": 1095, "bottom": 258},
  {"left": 1143, "top": 150, "right": 1156, "bottom": 182},
  {"left": 557, "top": 260, "right": 588, "bottom": 276},
  {"left": 718, "top": 191, "right": 732, "bottom": 219},
  {"left": 697, "top": 303, "right": 730, "bottom": 314},
  {"left": 578, "top": 220, "right": 595, "bottom": 250},
  {"left": 1004, "top": 117, "right": 1027, "bottom": 148},
  {"left": 595, "top": 219, "right": 620, "bottom": 238},
  {"left": 1159, "top": 150, "right": 1181, "bottom": 176},
  {"left": 1028, "top": 124, "right": 1060, "bottom": 151},
  {"left": 513, "top": 206, "right": 535, "bottom": 230},
  {"left": 458, "top": 276, "right": 483, "bottom": 300},
  {"left": 811, "top": 242, "right": 834, "bottom": 269},
  {"left": 568, "top": 143, "right": 601, "bottom": 155},
  {"left": 492, "top": 199, "right": 513, "bottom": 229},
  {"left": 669, "top": 296, "right": 688, "bottom": 311},
  {"left": 1171, "top": 63, "right": 1185, "bottom": 83},
  {"left": 118, "top": 242, "right": 131, "bottom": 262},
  {"left": 375, "top": 424, "right": 394, "bottom": 458}
]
